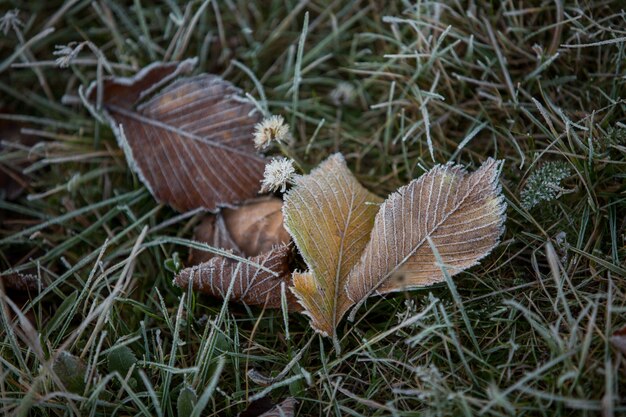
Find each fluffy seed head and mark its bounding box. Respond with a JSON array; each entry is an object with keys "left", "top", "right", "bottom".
[
  {"left": 330, "top": 82, "right": 356, "bottom": 106},
  {"left": 260, "top": 157, "right": 296, "bottom": 193},
  {"left": 253, "top": 115, "right": 290, "bottom": 150}
]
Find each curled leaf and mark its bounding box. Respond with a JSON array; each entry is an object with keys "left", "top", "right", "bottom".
[
  {"left": 174, "top": 245, "right": 299, "bottom": 311},
  {"left": 223, "top": 198, "right": 290, "bottom": 257},
  {"left": 283, "top": 154, "right": 382, "bottom": 337},
  {"left": 87, "top": 59, "right": 265, "bottom": 212},
  {"left": 190, "top": 214, "right": 244, "bottom": 264},
  {"left": 190, "top": 197, "right": 291, "bottom": 264},
  {"left": 346, "top": 158, "right": 505, "bottom": 301}
]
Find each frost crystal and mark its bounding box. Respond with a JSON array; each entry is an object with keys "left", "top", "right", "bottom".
[
  {"left": 53, "top": 42, "right": 85, "bottom": 68},
  {"left": 521, "top": 161, "right": 571, "bottom": 210},
  {"left": 396, "top": 298, "right": 419, "bottom": 326},
  {"left": 0, "top": 9, "right": 22, "bottom": 35},
  {"left": 260, "top": 157, "right": 296, "bottom": 193},
  {"left": 253, "top": 115, "right": 290, "bottom": 150}
]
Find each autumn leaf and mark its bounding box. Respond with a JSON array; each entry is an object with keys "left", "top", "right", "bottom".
[
  {"left": 86, "top": 59, "right": 266, "bottom": 212},
  {"left": 174, "top": 245, "right": 299, "bottom": 311},
  {"left": 221, "top": 198, "right": 291, "bottom": 258},
  {"left": 283, "top": 154, "right": 382, "bottom": 337},
  {"left": 190, "top": 197, "right": 290, "bottom": 264},
  {"left": 176, "top": 197, "right": 296, "bottom": 311},
  {"left": 283, "top": 155, "right": 505, "bottom": 338},
  {"left": 190, "top": 213, "right": 243, "bottom": 265},
  {"left": 346, "top": 158, "right": 505, "bottom": 302},
  {"left": 0, "top": 272, "right": 42, "bottom": 292}
]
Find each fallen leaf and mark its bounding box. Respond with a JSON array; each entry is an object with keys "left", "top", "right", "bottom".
[
  {"left": 224, "top": 198, "right": 291, "bottom": 256},
  {"left": 86, "top": 59, "right": 265, "bottom": 212},
  {"left": 346, "top": 158, "right": 505, "bottom": 301},
  {"left": 283, "top": 155, "right": 505, "bottom": 338},
  {"left": 174, "top": 245, "right": 300, "bottom": 311},
  {"left": 0, "top": 272, "right": 42, "bottom": 292},
  {"left": 190, "top": 214, "right": 245, "bottom": 264},
  {"left": 283, "top": 154, "right": 382, "bottom": 337},
  {"left": 190, "top": 197, "right": 290, "bottom": 264}
]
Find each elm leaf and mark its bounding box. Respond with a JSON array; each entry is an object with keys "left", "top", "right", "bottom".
[
  {"left": 284, "top": 155, "right": 506, "bottom": 339},
  {"left": 283, "top": 154, "right": 382, "bottom": 338},
  {"left": 174, "top": 244, "right": 299, "bottom": 311},
  {"left": 86, "top": 59, "right": 265, "bottom": 212},
  {"left": 346, "top": 158, "right": 506, "bottom": 303}
]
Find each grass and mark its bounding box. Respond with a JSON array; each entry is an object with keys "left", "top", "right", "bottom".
[{"left": 1, "top": 0, "right": 625, "bottom": 416}]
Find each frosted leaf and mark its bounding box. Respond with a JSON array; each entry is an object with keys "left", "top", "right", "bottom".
[
  {"left": 346, "top": 158, "right": 506, "bottom": 302},
  {"left": 85, "top": 59, "right": 265, "bottom": 212},
  {"left": 283, "top": 154, "right": 382, "bottom": 337}
]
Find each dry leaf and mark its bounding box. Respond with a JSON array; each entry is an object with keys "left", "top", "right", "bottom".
[
  {"left": 190, "top": 214, "right": 244, "bottom": 264},
  {"left": 283, "top": 154, "right": 382, "bottom": 337},
  {"left": 0, "top": 272, "right": 42, "bottom": 292},
  {"left": 180, "top": 198, "right": 294, "bottom": 311},
  {"left": 346, "top": 158, "right": 505, "bottom": 301},
  {"left": 191, "top": 198, "right": 290, "bottom": 264},
  {"left": 283, "top": 155, "right": 505, "bottom": 338},
  {"left": 224, "top": 198, "right": 291, "bottom": 256},
  {"left": 87, "top": 59, "right": 265, "bottom": 212},
  {"left": 174, "top": 245, "right": 299, "bottom": 311}
]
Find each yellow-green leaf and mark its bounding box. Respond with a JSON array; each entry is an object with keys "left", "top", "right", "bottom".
[{"left": 283, "top": 154, "right": 382, "bottom": 337}]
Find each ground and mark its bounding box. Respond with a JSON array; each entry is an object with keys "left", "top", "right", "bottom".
[{"left": 0, "top": 1, "right": 625, "bottom": 416}]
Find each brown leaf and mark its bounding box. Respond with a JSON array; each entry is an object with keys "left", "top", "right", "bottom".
[
  {"left": 0, "top": 272, "right": 43, "bottom": 292},
  {"left": 190, "top": 197, "right": 290, "bottom": 264},
  {"left": 283, "top": 154, "right": 382, "bottom": 337},
  {"left": 224, "top": 198, "right": 291, "bottom": 256},
  {"left": 174, "top": 245, "right": 300, "bottom": 311},
  {"left": 190, "top": 214, "right": 244, "bottom": 264},
  {"left": 346, "top": 158, "right": 505, "bottom": 301},
  {"left": 87, "top": 59, "right": 265, "bottom": 212}
]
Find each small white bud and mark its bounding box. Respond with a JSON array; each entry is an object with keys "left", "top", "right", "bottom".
[
  {"left": 329, "top": 82, "right": 356, "bottom": 106},
  {"left": 260, "top": 157, "right": 296, "bottom": 193},
  {"left": 253, "top": 115, "right": 290, "bottom": 150}
]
